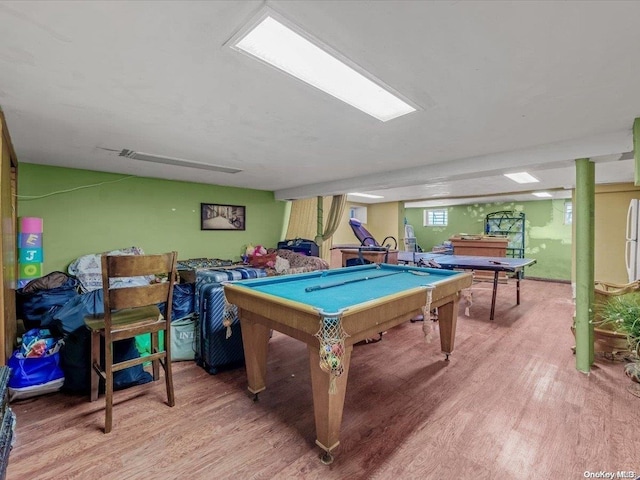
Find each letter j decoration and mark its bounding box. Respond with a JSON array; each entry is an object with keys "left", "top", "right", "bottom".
[{"left": 18, "top": 217, "right": 44, "bottom": 288}]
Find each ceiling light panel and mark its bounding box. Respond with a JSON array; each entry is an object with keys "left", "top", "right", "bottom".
[
  {"left": 504, "top": 172, "right": 540, "bottom": 184},
  {"left": 230, "top": 13, "right": 417, "bottom": 122},
  {"left": 348, "top": 192, "right": 384, "bottom": 199},
  {"left": 532, "top": 192, "right": 553, "bottom": 198}
]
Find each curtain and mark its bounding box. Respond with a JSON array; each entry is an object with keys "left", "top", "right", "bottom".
[
  {"left": 285, "top": 195, "right": 347, "bottom": 261},
  {"left": 320, "top": 195, "right": 346, "bottom": 241},
  {"left": 285, "top": 197, "right": 317, "bottom": 240},
  {"left": 316, "top": 195, "right": 346, "bottom": 260}
]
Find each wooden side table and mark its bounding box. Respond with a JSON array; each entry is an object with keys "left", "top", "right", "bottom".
[{"left": 340, "top": 249, "right": 398, "bottom": 267}]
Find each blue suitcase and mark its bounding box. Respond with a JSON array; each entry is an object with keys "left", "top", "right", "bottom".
[
  {"left": 194, "top": 267, "right": 265, "bottom": 307},
  {"left": 194, "top": 267, "right": 266, "bottom": 374},
  {"left": 196, "top": 283, "right": 244, "bottom": 374}
]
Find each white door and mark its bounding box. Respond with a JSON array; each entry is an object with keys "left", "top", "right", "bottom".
[
  {"left": 627, "top": 199, "right": 639, "bottom": 241},
  {"left": 626, "top": 239, "right": 637, "bottom": 283},
  {"left": 626, "top": 200, "right": 640, "bottom": 282}
]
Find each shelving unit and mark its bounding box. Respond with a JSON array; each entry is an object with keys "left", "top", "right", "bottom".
[{"left": 485, "top": 211, "right": 525, "bottom": 258}]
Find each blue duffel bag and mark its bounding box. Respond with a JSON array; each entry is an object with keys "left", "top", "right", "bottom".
[{"left": 16, "top": 272, "right": 80, "bottom": 330}]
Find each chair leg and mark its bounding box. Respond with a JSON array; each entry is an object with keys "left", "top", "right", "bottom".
[
  {"left": 162, "top": 327, "right": 175, "bottom": 407},
  {"left": 90, "top": 331, "right": 100, "bottom": 402},
  {"left": 164, "top": 352, "right": 175, "bottom": 407},
  {"left": 151, "top": 332, "right": 160, "bottom": 381},
  {"left": 105, "top": 339, "right": 114, "bottom": 434}
]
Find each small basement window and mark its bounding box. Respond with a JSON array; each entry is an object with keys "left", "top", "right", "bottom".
[
  {"left": 424, "top": 209, "right": 448, "bottom": 226},
  {"left": 564, "top": 202, "right": 572, "bottom": 225},
  {"left": 350, "top": 206, "right": 367, "bottom": 224}
]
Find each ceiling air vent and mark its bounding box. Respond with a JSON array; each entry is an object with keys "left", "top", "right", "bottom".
[{"left": 119, "top": 149, "right": 242, "bottom": 174}]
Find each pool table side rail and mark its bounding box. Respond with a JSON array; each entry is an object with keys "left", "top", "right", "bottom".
[{"left": 225, "top": 284, "right": 432, "bottom": 346}]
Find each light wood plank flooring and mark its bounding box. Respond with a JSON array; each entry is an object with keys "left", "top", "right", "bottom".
[{"left": 6, "top": 279, "right": 640, "bottom": 479}]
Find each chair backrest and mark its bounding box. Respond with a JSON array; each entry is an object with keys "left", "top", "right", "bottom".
[
  {"left": 101, "top": 252, "right": 177, "bottom": 326},
  {"left": 348, "top": 218, "right": 380, "bottom": 247}
]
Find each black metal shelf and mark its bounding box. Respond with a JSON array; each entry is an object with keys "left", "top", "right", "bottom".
[{"left": 485, "top": 211, "right": 525, "bottom": 259}]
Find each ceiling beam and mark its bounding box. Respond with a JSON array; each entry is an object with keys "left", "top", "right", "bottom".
[{"left": 275, "top": 130, "right": 632, "bottom": 201}]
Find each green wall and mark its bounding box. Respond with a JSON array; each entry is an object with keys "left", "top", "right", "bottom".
[
  {"left": 404, "top": 199, "right": 572, "bottom": 281},
  {"left": 17, "top": 164, "right": 287, "bottom": 273}
]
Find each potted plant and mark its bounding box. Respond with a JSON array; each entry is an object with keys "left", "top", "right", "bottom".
[
  {"left": 598, "top": 292, "right": 640, "bottom": 397},
  {"left": 570, "top": 280, "right": 639, "bottom": 358}
]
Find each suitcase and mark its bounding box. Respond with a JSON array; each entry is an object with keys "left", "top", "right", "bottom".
[
  {"left": 193, "top": 267, "right": 266, "bottom": 374},
  {"left": 277, "top": 238, "right": 319, "bottom": 257},
  {"left": 193, "top": 267, "right": 264, "bottom": 308},
  {"left": 195, "top": 283, "right": 245, "bottom": 374}
]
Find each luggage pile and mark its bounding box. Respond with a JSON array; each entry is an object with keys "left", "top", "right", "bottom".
[
  {"left": 11, "top": 252, "right": 268, "bottom": 399},
  {"left": 12, "top": 272, "right": 79, "bottom": 400},
  {"left": 13, "top": 271, "right": 156, "bottom": 398}
]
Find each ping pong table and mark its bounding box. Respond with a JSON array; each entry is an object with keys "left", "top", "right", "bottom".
[{"left": 397, "top": 252, "right": 536, "bottom": 320}]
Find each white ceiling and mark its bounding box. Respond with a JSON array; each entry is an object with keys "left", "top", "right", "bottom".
[{"left": 0, "top": 0, "right": 638, "bottom": 206}]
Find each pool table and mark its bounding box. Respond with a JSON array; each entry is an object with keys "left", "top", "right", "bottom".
[{"left": 223, "top": 263, "right": 472, "bottom": 463}]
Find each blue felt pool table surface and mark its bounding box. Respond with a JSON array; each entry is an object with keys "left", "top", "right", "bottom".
[{"left": 232, "top": 263, "right": 462, "bottom": 313}]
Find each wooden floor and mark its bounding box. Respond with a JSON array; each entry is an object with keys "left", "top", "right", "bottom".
[{"left": 6, "top": 279, "right": 640, "bottom": 479}]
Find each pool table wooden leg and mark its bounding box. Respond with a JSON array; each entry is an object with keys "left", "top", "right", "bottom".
[
  {"left": 308, "top": 343, "right": 353, "bottom": 457},
  {"left": 239, "top": 314, "right": 271, "bottom": 396},
  {"left": 436, "top": 298, "right": 459, "bottom": 359}
]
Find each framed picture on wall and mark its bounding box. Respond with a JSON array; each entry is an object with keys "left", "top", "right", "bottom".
[{"left": 201, "top": 203, "right": 246, "bottom": 231}]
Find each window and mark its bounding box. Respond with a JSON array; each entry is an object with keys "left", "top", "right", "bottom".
[
  {"left": 424, "top": 209, "right": 448, "bottom": 226},
  {"left": 564, "top": 202, "right": 572, "bottom": 225},
  {"left": 350, "top": 206, "right": 367, "bottom": 224}
]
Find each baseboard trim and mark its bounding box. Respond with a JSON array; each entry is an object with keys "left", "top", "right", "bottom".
[{"left": 525, "top": 276, "right": 571, "bottom": 284}]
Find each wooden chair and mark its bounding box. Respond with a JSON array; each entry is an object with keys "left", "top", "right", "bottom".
[{"left": 84, "top": 251, "right": 178, "bottom": 433}]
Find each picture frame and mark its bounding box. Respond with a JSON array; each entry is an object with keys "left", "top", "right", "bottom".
[{"left": 201, "top": 203, "right": 246, "bottom": 231}]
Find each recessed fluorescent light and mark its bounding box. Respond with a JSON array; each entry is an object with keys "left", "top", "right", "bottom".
[
  {"left": 532, "top": 192, "right": 553, "bottom": 198},
  {"left": 230, "top": 13, "right": 416, "bottom": 122},
  {"left": 119, "top": 149, "right": 241, "bottom": 174},
  {"left": 504, "top": 172, "right": 539, "bottom": 184},
  {"left": 348, "top": 192, "right": 384, "bottom": 199}
]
